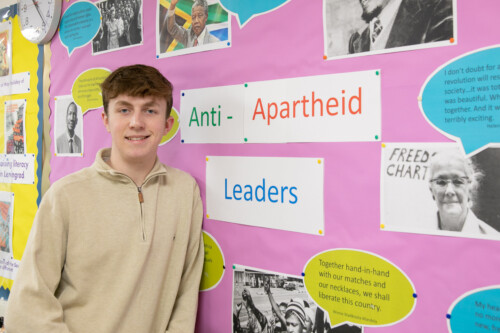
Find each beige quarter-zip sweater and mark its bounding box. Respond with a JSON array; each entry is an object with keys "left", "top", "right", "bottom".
[{"left": 6, "top": 148, "right": 204, "bottom": 333}]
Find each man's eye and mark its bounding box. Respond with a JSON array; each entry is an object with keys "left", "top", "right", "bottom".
[
  {"left": 146, "top": 109, "right": 156, "bottom": 114},
  {"left": 119, "top": 109, "right": 129, "bottom": 113}
]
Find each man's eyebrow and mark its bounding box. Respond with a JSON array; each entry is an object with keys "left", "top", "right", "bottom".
[{"left": 114, "top": 100, "right": 134, "bottom": 108}]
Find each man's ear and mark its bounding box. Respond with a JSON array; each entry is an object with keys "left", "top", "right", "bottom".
[
  {"left": 101, "top": 111, "right": 110, "bottom": 133},
  {"left": 164, "top": 116, "right": 174, "bottom": 135}
]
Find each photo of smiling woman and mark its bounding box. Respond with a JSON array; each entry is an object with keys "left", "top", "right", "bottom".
[{"left": 381, "top": 143, "right": 500, "bottom": 240}]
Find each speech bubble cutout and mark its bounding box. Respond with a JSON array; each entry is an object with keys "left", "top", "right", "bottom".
[
  {"left": 71, "top": 68, "right": 111, "bottom": 114},
  {"left": 304, "top": 249, "right": 416, "bottom": 328},
  {"left": 447, "top": 286, "right": 500, "bottom": 333},
  {"left": 219, "top": 0, "right": 292, "bottom": 27},
  {"left": 160, "top": 108, "right": 180, "bottom": 145},
  {"left": 420, "top": 45, "right": 500, "bottom": 156},
  {"left": 200, "top": 231, "right": 225, "bottom": 291},
  {"left": 60, "top": 1, "right": 101, "bottom": 56}
]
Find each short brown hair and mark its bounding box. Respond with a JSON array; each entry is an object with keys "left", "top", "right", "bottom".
[{"left": 101, "top": 64, "right": 173, "bottom": 118}]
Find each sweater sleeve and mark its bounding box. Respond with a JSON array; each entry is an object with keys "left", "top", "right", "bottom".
[
  {"left": 165, "top": 182, "right": 204, "bottom": 333},
  {"left": 5, "top": 186, "right": 72, "bottom": 333}
]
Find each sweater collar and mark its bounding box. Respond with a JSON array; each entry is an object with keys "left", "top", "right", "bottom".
[{"left": 93, "top": 148, "right": 168, "bottom": 185}]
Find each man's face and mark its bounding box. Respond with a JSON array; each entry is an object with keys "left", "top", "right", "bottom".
[
  {"left": 429, "top": 157, "right": 470, "bottom": 223},
  {"left": 286, "top": 313, "right": 303, "bottom": 333},
  {"left": 359, "top": 0, "right": 390, "bottom": 22},
  {"left": 191, "top": 5, "right": 207, "bottom": 37},
  {"left": 102, "top": 95, "right": 173, "bottom": 168},
  {"left": 66, "top": 103, "right": 78, "bottom": 132}
]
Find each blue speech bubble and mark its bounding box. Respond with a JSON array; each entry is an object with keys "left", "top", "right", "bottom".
[
  {"left": 219, "top": 0, "right": 291, "bottom": 27},
  {"left": 59, "top": 1, "right": 101, "bottom": 56},
  {"left": 447, "top": 286, "right": 500, "bottom": 333},
  {"left": 420, "top": 46, "right": 500, "bottom": 156}
]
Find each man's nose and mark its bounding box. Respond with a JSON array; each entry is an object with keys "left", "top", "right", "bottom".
[
  {"left": 444, "top": 182, "right": 456, "bottom": 195},
  {"left": 130, "top": 111, "right": 144, "bottom": 128}
]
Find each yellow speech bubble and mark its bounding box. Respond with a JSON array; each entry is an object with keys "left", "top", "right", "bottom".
[
  {"left": 304, "top": 249, "right": 416, "bottom": 328},
  {"left": 160, "top": 107, "right": 180, "bottom": 145},
  {"left": 200, "top": 231, "right": 225, "bottom": 291},
  {"left": 71, "top": 68, "right": 111, "bottom": 114}
]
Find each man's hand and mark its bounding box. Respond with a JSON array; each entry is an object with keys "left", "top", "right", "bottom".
[
  {"left": 242, "top": 288, "right": 254, "bottom": 308},
  {"left": 170, "top": 0, "right": 178, "bottom": 10}
]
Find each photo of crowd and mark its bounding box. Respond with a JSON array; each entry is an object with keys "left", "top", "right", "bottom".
[
  {"left": 232, "top": 266, "right": 362, "bottom": 333},
  {"left": 92, "top": 0, "right": 143, "bottom": 54}
]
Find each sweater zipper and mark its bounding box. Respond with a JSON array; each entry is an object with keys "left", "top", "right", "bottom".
[{"left": 137, "top": 186, "right": 145, "bottom": 241}]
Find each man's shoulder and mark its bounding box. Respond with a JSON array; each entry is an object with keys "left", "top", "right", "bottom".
[
  {"left": 163, "top": 164, "right": 197, "bottom": 186},
  {"left": 49, "top": 166, "right": 96, "bottom": 192}
]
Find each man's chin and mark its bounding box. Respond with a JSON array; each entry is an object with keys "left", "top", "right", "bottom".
[{"left": 361, "top": 6, "right": 383, "bottom": 22}]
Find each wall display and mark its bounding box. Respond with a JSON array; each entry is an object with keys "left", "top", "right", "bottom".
[
  {"left": 219, "top": 0, "right": 292, "bottom": 27},
  {"left": 0, "top": 72, "right": 30, "bottom": 97},
  {"left": 206, "top": 156, "right": 324, "bottom": 235},
  {"left": 420, "top": 45, "right": 500, "bottom": 155},
  {"left": 200, "top": 230, "right": 225, "bottom": 291},
  {"left": 0, "top": 3, "right": 43, "bottom": 296},
  {"left": 0, "top": 191, "right": 13, "bottom": 257},
  {"left": 180, "top": 84, "right": 245, "bottom": 143},
  {"left": 304, "top": 249, "right": 415, "bottom": 329},
  {"left": 447, "top": 286, "right": 500, "bottom": 333},
  {"left": 0, "top": 20, "right": 11, "bottom": 77},
  {"left": 157, "top": 0, "right": 231, "bottom": 58},
  {"left": 44, "top": 0, "right": 500, "bottom": 332},
  {"left": 54, "top": 96, "right": 84, "bottom": 156},
  {"left": 381, "top": 142, "right": 500, "bottom": 240},
  {"left": 92, "top": 0, "right": 143, "bottom": 54},
  {"left": 4, "top": 99, "right": 26, "bottom": 155},
  {"left": 59, "top": 1, "right": 101, "bottom": 55},
  {"left": 323, "top": 0, "right": 457, "bottom": 60}
]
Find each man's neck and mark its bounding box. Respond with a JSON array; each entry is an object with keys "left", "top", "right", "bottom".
[
  {"left": 106, "top": 154, "right": 156, "bottom": 186},
  {"left": 67, "top": 129, "right": 75, "bottom": 138}
]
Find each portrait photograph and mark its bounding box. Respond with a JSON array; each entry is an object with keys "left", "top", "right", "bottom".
[
  {"left": 92, "top": 0, "right": 143, "bottom": 55},
  {"left": 232, "top": 265, "right": 362, "bottom": 333},
  {"left": 4, "top": 99, "right": 26, "bottom": 155},
  {"left": 381, "top": 142, "right": 500, "bottom": 240},
  {"left": 54, "top": 96, "right": 84, "bottom": 156},
  {"left": 323, "top": 0, "right": 457, "bottom": 60},
  {"left": 157, "top": 0, "right": 231, "bottom": 58}
]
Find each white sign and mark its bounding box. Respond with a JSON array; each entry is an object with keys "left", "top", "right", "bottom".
[
  {"left": 180, "top": 85, "right": 245, "bottom": 143},
  {"left": 0, "top": 154, "right": 35, "bottom": 184},
  {"left": 180, "top": 70, "right": 381, "bottom": 143},
  {"left": 206, "top": 156, "right": 324, "bottom": 235},
  {"left": 0, "top": 72, "right": 31, "bottom": 96},
  {"left": 245, "top": 70, "right": 381, "bottom": 142}
]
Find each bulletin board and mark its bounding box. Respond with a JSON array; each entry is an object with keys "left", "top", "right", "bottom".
[
  {"left": 44, "top": 0, "right": 499, "bottom": 332},
  {"left": 0, "top": 4, "right": 43, "bottom": 298}
]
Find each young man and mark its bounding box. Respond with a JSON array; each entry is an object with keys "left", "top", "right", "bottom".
[{"left": 6, "top": 65, "right": 204, "bottom": 332}]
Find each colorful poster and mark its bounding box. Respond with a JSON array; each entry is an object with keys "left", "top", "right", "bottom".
[
  {"left": 4, "top": 99, "right": 26, "bottom": 155},
  {"left": 157, "top": 0, "right": 231, "bottom": 58}
]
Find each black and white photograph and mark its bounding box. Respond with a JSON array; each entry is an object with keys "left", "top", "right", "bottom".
[
  {"left": 4, "top": 99, "right": 26, "bottom": 155},
  {"left": 55, "top": 96, "right": 84, "bottom": 156},
  {"left": 382, "top": 142, "right": 500, "bottom": 240},
  {"left": 92, "top": 0, "right": 143, "bottom": 54},
  {"left": 323, "top": 0, "right": 456, "bottom": 60},
  {"left": 157, "top": 0, "right": 231, "bottom": 58},
  {"left": 232, "top": 265, "right": 362, "bottom": 333}
]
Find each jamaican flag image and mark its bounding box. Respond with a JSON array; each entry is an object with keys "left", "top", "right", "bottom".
[{"left": 159, "top": 0, "right": 229, "bottom": 53}]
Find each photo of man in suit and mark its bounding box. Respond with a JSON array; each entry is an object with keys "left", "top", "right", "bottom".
[
  {"left": 165, "top": 0, "right": 220, "bottom": 48},
  {"left": 56, "top": 101, "right": 82, "bottom": 154},
  {"left": 348, "top": 0, "right": 454, "bottom": 54}
]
